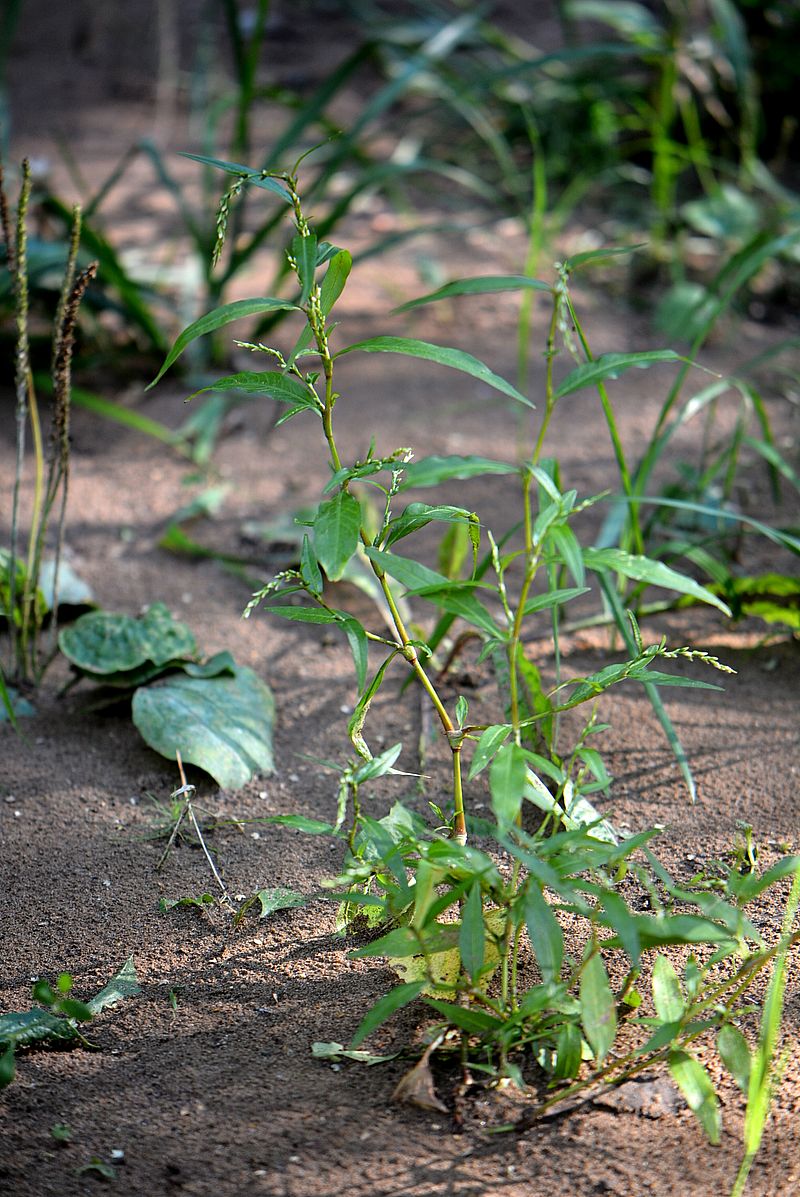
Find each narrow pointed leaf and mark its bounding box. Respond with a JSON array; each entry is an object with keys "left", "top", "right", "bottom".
[
  {"left": 489, "top": 743, "right": 528, "bottom": 832},
  {"left": 652, "top": 956, "right": 685, "bottom": 1022},
  {"left": 580, "top": 952, "right": 616, "bottom": 1062},
  {"left": 341, "top": 616, "right": 369, "bottom": 693},
  {"left": 525, "top": 885, "right": 563, "bottom": 983},
  {"left": 583, "top": 547, "right": 731, "bottom": 614},
  {"left": 392, "top": 274, "right": 551, "bottom": 314},
  {"left": 337, "top": 337, "right": 533, "bottom": 407},
  {"left": 554, "top": 351, "right": 684, "bottom": 399},
  {"left": 717, "top": 1024, "right": 751, "bottom": 1094},
  {"left": 313, "top": 492, "right": 362, "bottom": 581},
  {"left": 459, "top": 884, "right": 485, "bottom": 983},
  {"left": 401, "top": 455, "right": 517, "bottom": 489},
  {"left": 289, "top": 250, "right": 352, "bottom": 362},
  {"left": 468, "top": 724, "right": 512, "bottom": 780},
  {"left": 149, "top": 298, "right": 300, "bottom": 387},
  {"left": 669, "top": 1051, "right": 721, "bottom": 1144},
  {"left": 187, "top": 371, "right": 319, "bottom": 409},
  {"left": 179, "top": 152, "right": 293, "bottom": 201},
  {"left": 349, "top": 982, "right": 426, "bottom": 1049},
  {"left": 291, "top": 233, "right": 318, "bottom": 306},
  {"left": 300, "top": 536, "right": 323, "bottom": 595}
]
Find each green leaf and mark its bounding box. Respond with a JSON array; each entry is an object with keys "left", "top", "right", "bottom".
[
  {"left": 402, "top": 455, "right": 517, "bottom": 489},
  {"left": 159, "top": 893, "right": 215, "bottom": 913},
  {"left": 525, "top": 885, "right": 564, "bottom": 983},
  {"left": 0, "top": 1009, "right": 78, "bottom": 1051},
  {"left": 601, "top": 913, "right": 736, "bottom": 951},
  {"left": 257, "top": 814, "right": 335, "bottom": 835},
  {"left": 312, "top": 1041, "right": 397, "bottom": 1066},
  {"left": 489, "top": 743, "right": 528, "bottom": 832},
  {"left": 300, "top": 536, "right": 323, "bottom": 595},
  {"left": 179, "top": 152, "right": 293, "bottom": 202},
  {"left": 348, "top": 982, "right": 426, "bottom": 1050},
  {"left": 583, "top": 547, "right": 731, "bottom": 615},
  {"left": 459, "top": 884, "right": 485, "bottom": 983},
  {"left": 669, "top": 1050, "right": 721, "bottom": 1144},
  {"left": 314, "top": 492, "right": 362, "bottom": 581},
  {"left": 337, "top": 337, "right": 533, "bottom": 408},
  {"left": 365, "top": 546, "right": 448, "bottom": 592},
  {"left": 652, "top": 955, "right": 685, "bottom": 1023},
  {"left": 289, "top": 250, "right": 352, "bottom": 362},
  {"left": 410, "top": 583, "right": 500, "bottom": 637},
  {"left": 554, "top": 351, "right": 684, "bottom": 400},
  {"left": 291, "top": 233, "right": 318, "bottom": 305},
  {"left": 717, "top": 1024, "right": 752, "bottom": 1094},
  {"left": 351, "top": 743, "right": 403, "bottom": 785},
  {"left": 349, "top": 927, "right": 421, "bottom": 959},
  {"left": 548, "top": 525, "right": 585, "bottom": 586},
  {"left": 553, "top": 1021, "right": 583, "bottom": 1081},
  {"left": 77, "top": 1159, "right": 117, "bottom": 1180},
  {"left": 187, "top": 370, "right": 319, "bottom": 409},
  {"left": 182, "top": 651, "right": 237, "bottom": 679},
  {"left": 59, "top": 603, "right": 197, "bottom": 675},
  {"left": 132, "top": 664, "right": 275, "bottom": 789},
  {"left": 468, "top": 724, "right": 511, "bottom": 780},
  {"left": 423, "top": 998, "right": 504, "bottom": 1036},
  {"left": 522, "top": 586, "right": 589, "bottom": 616},
  {"left": 86, "top": 958, "right": 140, "bottom": 1015},
  {"left": 580, "top": 952, "right": 616, "bottom": 1062},
  {"left": 0, "top": 1044, "right": 16, "bottom": 1088},
  {"left": 384, "top": 503, "right": 476, "bottom": 548},
  {"left": 253, "top": 887, "right": 306, "bottom": 918},
  {"left": 149, "top": 298, "right": 300, "bottom": 388},
  {"left": 318, "top": 249, "right": 352, "bottom": 316},
  {"left": 341, "top": 616, "right": 369, "bottom": 693},
  {"left": 264, "top": 605, "right": 339, "bottom": 624},
  {"left": 392, "top": 274, "right": 551, "bottom": 314}
]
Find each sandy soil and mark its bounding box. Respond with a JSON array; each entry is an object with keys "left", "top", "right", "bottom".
[{"left": 2, "top": 5, "right": 799, "bottom": 1196}]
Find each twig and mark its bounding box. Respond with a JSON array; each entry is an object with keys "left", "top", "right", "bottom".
[{"left": 175, "top": 751, "right": 235, "bottom": 909}]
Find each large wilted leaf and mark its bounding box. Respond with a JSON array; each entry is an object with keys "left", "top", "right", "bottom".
[
  {"left": 59, "top": 603, "right": 197, "bottom": 676},
  {"left": 132, "top": 665, "right": 275, "bottom": 789}
]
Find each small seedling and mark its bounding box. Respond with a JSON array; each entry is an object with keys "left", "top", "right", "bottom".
[
  {"left": 0, "top": 960, "right": 140, "bottom": 1089},
  {"left": 76, "top": 1157, "right": 116, "bottom": 1181}
]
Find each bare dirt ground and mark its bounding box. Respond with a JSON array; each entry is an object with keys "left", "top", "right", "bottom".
[{"left": 2, "top": 4, "right": 799, "bottom": 1195}]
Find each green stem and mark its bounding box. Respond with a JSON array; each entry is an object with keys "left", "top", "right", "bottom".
[
  {"left": 291, "top": 178, "right": 465, "bottom": 840},
  {"left": 566, "top": 294, "right": 644, "bottom": 555}
]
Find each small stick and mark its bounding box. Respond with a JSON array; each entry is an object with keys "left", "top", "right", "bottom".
[{"left": 176, "top": 751, "right": 235, "bottom": 909}]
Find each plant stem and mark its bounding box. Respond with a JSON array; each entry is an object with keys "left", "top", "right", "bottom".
[
  {"left": 289, "top": 175, "right": 467, "bottom": 842},
  {"left": 9, "top": 159, "right": 32, "bottom": 680}
]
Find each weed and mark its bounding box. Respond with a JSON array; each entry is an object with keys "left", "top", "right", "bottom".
[
  {"left": 1, "top": 159, "right": 97, "bottom": 688},
  {"left": 0, "top": 960, "right": 140, "bottom": 1090},
  {"left": 148, "top": 159, "right": 800, "bottom": 1136}
]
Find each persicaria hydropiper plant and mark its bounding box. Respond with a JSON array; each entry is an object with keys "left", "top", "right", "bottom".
[{"left": 152, "top": 154, "right": 800, "bottom": 1146}]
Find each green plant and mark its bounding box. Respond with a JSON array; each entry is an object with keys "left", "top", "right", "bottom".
[
  {"left": 59, "top": 603, "right": 275, "bottom": 789},
  {"left": 0, "top": 960, "right": 140, "bottom": 1090},
  {"left": 1, "top": 159, "right": 97, "bottom": 691},
  {"left": 146, "top": 161, "right": 800, "bottom": 1129},
  {"left": 730, "top": 865, "right": 800, "bottom": 1197},
  {"left": 149, "top": 161, "right": 799, "bottom": 1136}
]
